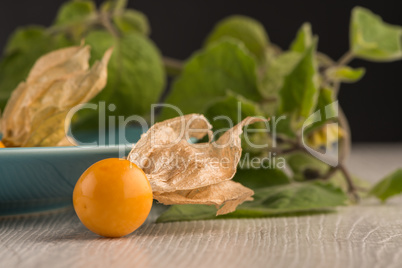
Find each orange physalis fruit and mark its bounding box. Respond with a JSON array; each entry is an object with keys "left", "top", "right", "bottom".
[
  {"left": 0, "top": 141, "right": 5, "bottom": 148},
  {"left": 73, "top": 158, "right": 153, "bottom": 238}
]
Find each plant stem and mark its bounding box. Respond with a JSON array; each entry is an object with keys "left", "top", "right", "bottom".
[
  {"left": 273, "top": 146, "right": 300, "bottom": 155},
  {"left": 163, "top": 57, "right": 184, "bottom": 76},
  {"left": 316, "top": 52, "right": 336, "bottom": 68},
  {"left": 322, "top": 166, "right": 338, "bottom": 180},
  {"left": 46, "top": 15, "right": 98, "bottom": 36},
  {"left": 339, "top": 163, "right": 359, "bottom": 201},
  {"left": 338, "top": 107, "right": 352, "bottom": 162},
  {"left": 276, "top": 134, "right": 299, "bottom": 146},
  {"left": 112, "top": 0, "right": 128, "bottom": 13},
  {"left": 272, "top": 134, "right": 358, "bottom": 201},
  {"left": 259, "top": 96, "right": 277, "bottom": 104},
  {"left": 99, "top": 11, "right": 120, "bottom": 38},
  {"left": 337, "top": 51, "right": 355, "bottom": 66}
]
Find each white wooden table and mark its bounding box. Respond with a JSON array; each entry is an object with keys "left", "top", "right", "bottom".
[{"left": 1, "top": 144, "right": 402, "bottom": 268}]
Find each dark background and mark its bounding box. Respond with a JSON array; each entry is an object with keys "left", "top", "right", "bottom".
[{"left": 0, "top": 0, "right": 401, "bottom": 142}]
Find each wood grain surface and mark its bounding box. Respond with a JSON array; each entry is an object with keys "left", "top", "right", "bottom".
[{"left": 1, "top": 144, "right": 402, "bottom": 268}]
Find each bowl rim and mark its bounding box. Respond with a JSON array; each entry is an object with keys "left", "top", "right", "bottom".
[{"left": 0, "top": 144, "right": 134, "bottom": 155}]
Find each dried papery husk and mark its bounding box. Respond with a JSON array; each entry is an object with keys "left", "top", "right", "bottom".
[
  {"left": 56, "top": 136, "right": 78, "bottom": 147},
  {"left": 0, "top": 45, "right": 113, "bottom": 147},
  {"left": 22, "top": 110, "right": 68, "bottom": 147},
  {"left": 2, "top": 46, "right": 90, "bottom": 135},
  {"left": 128, "top": 114, "right": 267, "bottom": 215},
  {"left": 154, "top": 180, "right": 254, "bottom": 215},
  {"left": 27, "top": 46, "right": 90, "bottom": 84}
]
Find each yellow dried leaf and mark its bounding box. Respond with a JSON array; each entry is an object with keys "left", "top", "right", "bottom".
[
  {"left": 128, "top": 114, "right": 267, "bottom": 215},
  {"left": 0, "top": 45, "right": 112, "bottom": 147}
]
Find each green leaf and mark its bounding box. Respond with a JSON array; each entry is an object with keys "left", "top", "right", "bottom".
[
  {"left": 74, "top": 30, "right": 165, "bottom": 128},
  {"left": 286, "top": 152, "right": 371, "bottom": 197},
  {"left": 204, "top": 92, "right": 263, "bottom": 130},
  {"left": 260, "top": 22, "right": 314, "bottom": 103},
  {"left": 54, "top": 0, "right": 96, "bottom": 26},
  {"left": 53, "top": 0, "right": 96, "bottom": 41},
  {"left": 156, "top": 204, "right": 335, "bottom": 223},
  {"left": 286, "top": 152, "right": 329, "bottom": 181},
  {"left": 260, "top": 51, "right": 301, "bottom": 99},
  {"left": 326, "top": 66, "right": 365, "bottom": 83},
  {"left": 233, "top": 167, "right": 290, "bottom": 190},
  {"left": 156, "top": 181, "right": 347, "bottom": 222},
  {"left": 278, "top": 43, "right": 319, "bottom": 120},
  {"left": 160, "top": 39, "right": 261, "bottom": 120},
  {"left": 113, "top": 9, "right": 150, "bottom": 35},
  {"left": 274, "top": 115, "right": 298, "bottom": 138},
  {"left": 204, "top": 15, "right": 269, "bottom": 61},
  {"left": 316, "top": 88, "right": 334, "bottom": 112},
  {"left": 350, "top": 6, "right": 402, "bottom": 61},
  {"left": 241, "top": 181, "right": 347, "bottom": 210},
  {"left": 329, "top": 171, "right": 371, "bottom": 198},
  {"left": 304, "top": 87, "right": 336, "bottom": 133},
  {"left": 84, "top": 30, "right": 115, "bottom": 64},
  {"left": 290, "top": 23, "right": 313, "bottom": 53},
  {"left": 101, "top": 0, "right": 127, "bottom": 14},
  {"left": 0, "top": 26, "right": 73, "bottom": 110},
  {"left": 157, "top": 205, "right": 218, "bottom": 222},
  {"left": 204, "top": 92, "right": 268, "bottom": 151},
  {"left": 369, "top": 169, "right": 402, "bottom": 202}
]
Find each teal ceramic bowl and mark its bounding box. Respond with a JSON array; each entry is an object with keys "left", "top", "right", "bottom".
[{"left": 0, "top": 127, "right": 143, "bottom": 216}]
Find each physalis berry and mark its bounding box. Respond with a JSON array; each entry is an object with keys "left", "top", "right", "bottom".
[{"left": 73, "top": 158, "right": 153, "bottom": 237}]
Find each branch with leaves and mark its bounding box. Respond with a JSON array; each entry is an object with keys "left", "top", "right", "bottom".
[{"left": 0, "top": 1, "right": 402, "bottom": 222}]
